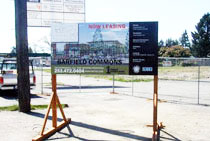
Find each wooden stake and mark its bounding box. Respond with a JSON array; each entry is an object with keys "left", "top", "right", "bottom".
[
  {"left": 52, "top": 74, "right": 57, "bottom": 128},
  {"left": 153, "top": 75, "right": 158, "bottom": 141},
  {"left": 40, "top": 94, "right": 54, "bottom": 135},
  {"left": 56, "top": 94, "right": 67, "bottom": 122},
  {"left": 33, "top": 74, "right": 71, "bottom": 141}
]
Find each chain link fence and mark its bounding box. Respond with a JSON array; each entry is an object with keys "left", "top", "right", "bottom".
[
  {"left": 34, "top": 57, "right": 210, "bottom": 106},
  {"left": 113, "top": 57, "right": 210, "bottom": 105}
]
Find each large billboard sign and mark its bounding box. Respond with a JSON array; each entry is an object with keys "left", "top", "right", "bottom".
[
  {"left": 27, "top": 0, "right": 85, "bottom": 27},
  {"left": 51, "top": 22, "right": 158, "bottom": 75}
]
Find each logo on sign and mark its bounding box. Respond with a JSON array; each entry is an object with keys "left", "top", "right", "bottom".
[
  {"left": 142, "top": 67, "right": 153, "bottom": 72},
  {"left": 133, "top": 65, "right": 140, "bottom": 73}
]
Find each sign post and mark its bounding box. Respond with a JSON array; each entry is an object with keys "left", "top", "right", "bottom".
[
  {"left": 153, "top": 75, "right": 158, "bottom": 140},
  {"left": 33, "top": 74, "right": 71, "bottom": 141}
]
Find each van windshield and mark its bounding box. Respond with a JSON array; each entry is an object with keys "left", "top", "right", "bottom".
[{"left": 1, "top": 60, "right": 34, "bottom": 74}]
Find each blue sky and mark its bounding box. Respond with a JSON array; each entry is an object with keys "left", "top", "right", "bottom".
[{"left": 0, "top": 0, "right": 210, "bottom": 53}]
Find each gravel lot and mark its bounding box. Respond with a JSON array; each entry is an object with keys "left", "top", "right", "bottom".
[{"left": 0, "top": 71, "right": 210, "bottom": 141}]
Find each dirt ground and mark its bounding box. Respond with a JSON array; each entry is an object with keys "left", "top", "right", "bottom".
[
  {"left": 0, "top": 71, "right": 210, "bottom": 141},
  {"left": 0, "top": 92, "right": 210, "bottom": 141}
]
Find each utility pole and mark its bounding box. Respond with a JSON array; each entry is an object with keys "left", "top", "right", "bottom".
[{"left": 15, "top": 0, "right": 31, "bottom": 112}]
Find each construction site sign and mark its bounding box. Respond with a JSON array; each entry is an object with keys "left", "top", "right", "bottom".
[{"left": 51, "top": 22, "right": 158, "bottom": 75}]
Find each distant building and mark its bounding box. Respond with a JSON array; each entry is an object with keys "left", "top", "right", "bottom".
[
  {"left": 52, "top": 40, "right": 128, "bottom": 60},
  {"left": 88, "top": 40, "right": 127, "bottom": 58}
]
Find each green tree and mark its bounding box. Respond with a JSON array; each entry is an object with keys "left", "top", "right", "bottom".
[
  {"left": 158, "top": 40, "right": 164, "bottom": 48},
  {"left": 165, "top": 38, "right": 179, "bottom": 47},
  {"left": 191, "top": 13, "right": 210, "bottom": 57},
  {"left": 159, "top": 45, "right": 191, "bottom": 57},
  {"left": 180, "top": 30, "right": 191, "bottom": 48},
  {"left": 158, "top": 46, "right": 167, "bottom": 56}
]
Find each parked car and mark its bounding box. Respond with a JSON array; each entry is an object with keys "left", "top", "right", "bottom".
[{"left": 0, "top": 58, "right": 36, "bottom": 90}]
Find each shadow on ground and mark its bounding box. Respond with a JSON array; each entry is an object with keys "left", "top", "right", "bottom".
[
  {"left": 159, "top": 129, "right": 181, "bottom": 141},
  {"left": 0, "top": 90, "right": 42, "bottom": 100},
  {"left": 45, "top": 85, "right": 127, "bottom": 90},
  {"left": 29, "top": 111, "right": 151, "bottom": 141}
]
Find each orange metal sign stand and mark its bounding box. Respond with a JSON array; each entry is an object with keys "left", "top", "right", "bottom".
[{"left": 32, "top": 74, "right": 71, "bottom": 141}]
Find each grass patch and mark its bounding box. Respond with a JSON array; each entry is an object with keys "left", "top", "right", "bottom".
[
  {"left": 43, "top": 82, "right": 65, "bottom": 86},
  {"left": 158, "top": 66, "right": 210, "bottom": 80},
  {"left": 84, "top": 75, "right": 153, "bottom": 82},
  {"left": 36, "top": 66, "right": 210, "bottom": 81},
  {"left": 158, "top": 66, "right": 198, "bottom": 73},
  {"left": 0, "top": 104, "right": 68, "bottom": 111},
  {"left": 0, "top": 105, "right": 18, "bottom": 111},
  {"left": 43, "top": 69, "right": 51, "bottom": 73},
  {"left": 108, "top": 77, "right": 153, "bottom": 82},
  {"left": 34, "top": 68, "right": 51, "bottom": 73}
]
